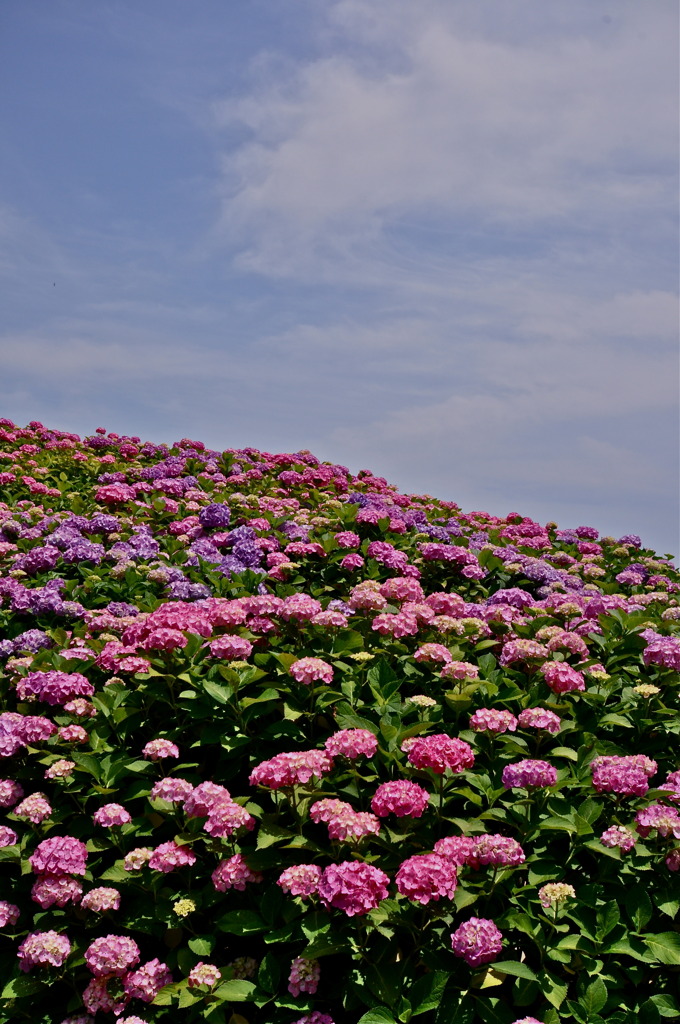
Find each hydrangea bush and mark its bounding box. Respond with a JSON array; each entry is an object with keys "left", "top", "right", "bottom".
[{"left": 0, "top": 417, "right": 678, "bottom": 1024}]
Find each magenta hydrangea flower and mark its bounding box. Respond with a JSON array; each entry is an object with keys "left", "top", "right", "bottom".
[
  {"left": 188, "top": 962, "right": 222, "bottom": 988},
  {"left": 592, "top": 763, "right": 649, "bottom": 797},
  {"left": 212, "top": 853, "right": 263, "bottom": 891},
  {"left": 371, "top": 780, "right": 429, "bottom": 818},
  {"left": 209, "top": 635, "right": 253, "bottom": 660},
  {"left": 249, "top": 749, "right": 334, "bottom": 789},
  {"left": 142, "top": 738, "right": 179, "bottom": 760},
  {"left": 81, "top": 887, "right": 121, "bottom": 912},
  {"left": 277, "top": 864, "right": 323, "bottom": 898},
  {"left": 16, "top": 670, "right": 94, "bottom": 706},
  {"left": 30, "top": 835, "right": 88, "bottom": 876},
  {"left": 324, "top": 729, "right": 378, "bottom": 760},
  {"left": 600, "top": 826, "right": 637, "bottom": 852},
  {"left": 406, "top": 734, "right": 475, "bottom": 775},
  {"left": 0, "top": 901, "right": 20, "bottom": 927},
  {"left": 517, "top": 707, "right": 561, "bottom": 734},
  {"left": 434, "top": 835, "right": 480, "bottom": 865},
  {"left": 318, "top": 861, "right": 390, "bottom": 917},
  {"left": 203, "top": 800, "right": 255, "bottom": 838},
  {"left": 0, "top": 826, "right": 18, "bottom": 847},
  {"left": 31, "top": 875, "right": 83, "bottom": 908},
  {"left": 289, "top": 657, "right": 334, "bottom": 685},
  {"left": 123, "top": 958, "right": 172, "bottom": 1002},
  {"left": 14, "top": 792, "right": 52, "bottom": 823},
  {"left": 93, "top": 803, "right": 132, "bottom": 827},
  {"left": 0, "top": 779, "right": 23, "bottom": 807},
  {"left": 635, "top": 804, "right": 680, "bottom": 839},
  {"left": 469, "top": 709, "right": 518, "bottom": 734},
  {"left": 288, "top": 956, "right": 320, "bottom": 996},
  {"left": 148, "top": 840, "right": 196, "bottom": 872},
  {"left": 22, "top": 715, "right": 58, "bottom": 742},
  {"left": 183, "top": 780, "right": 230, "bottom": 816},
  {"left": 18, "top": 930, "right": 71, "bottom": 971},
  {"left": 641, "top": 630, "right": 680, "bottom": 670},
  {"left": 396, "top": 853, "right": 458, "bottom": 904},
  {"left": 450, "top": 917, "right": 503, "bottom": 967},
  {"left": 85, "top": 934, "right": 140, "bottom": 977},
  {"left": 502, "top": 760, "right": 557, "bottom": 789},
  {"left": 541, "top": 662, "right": 586, "bottom": 694}
]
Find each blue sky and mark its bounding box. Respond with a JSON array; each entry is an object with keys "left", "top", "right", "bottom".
[{"left": 1, "top": 0, "right": 678, "bottom": 556}]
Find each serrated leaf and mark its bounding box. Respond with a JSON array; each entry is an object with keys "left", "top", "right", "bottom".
[
  {"left": 214, "top": 979, "right": 257, "bottom": 1001},
  {"left": 216, "top": 910, "right": 267, "bottom": 934},
  {"left": 409, "top": 971, "right": 449, "bottom": 1016},
  {"left": 491, "top": 960, "right": 538, "bottom": 981},
  {"left": 188, "top": 936, "right": 214, "bottom": 956},
  {"left": 626, "top": 887, "right": 653, "bottom": 930},
  {"left": 357, "top": 1009, "right": 398, "bottom": 1024},
  {"left": 643, "top": 932, "right": 680, "bottom": 965},
  {"left": 203, "top": 680, "right": 232, "bottom": 704},
  {"left": 596, "top": 900, "right": 620, "bottom": 939},
  {"left": 582, "top": 977, "right": 608, "bottom": 1014},
  {"left": 1, "top": 975, "right": 45, "bottom": 998}
]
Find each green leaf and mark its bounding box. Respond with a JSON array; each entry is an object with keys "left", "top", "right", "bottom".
[
  {"left": 1, "top": 975, "right": 45, "bottom": 998},
  {"left": 357, "top": 1010, "right": 398, "bottom": 1024},
  {"left": 582, "top": 977, "right": 608, "bottom": 1014},
  {"left": 491, "top": 961, "right": 538, "bottom": 981},
  {"left": 647, "top": 993, "right": 680, "bottom": 1019},
  {"left": 409, "top": 972, "right": 449, "bottom": 1016},
  {"left": 203, "top": 680, "right": 233, "bottom": 704},
  {"left": 216, "top": 910, "right": 267, "bottom": 935},
  {"left": 188, "top": 936, "right": 214, "bottom": 956},
  {"left": 213, "top": 979, "right": 257, "bottom": 1002},
  {"left": 550, "top": 746, "right": 578, "bottom": 760},
  {"left": 539, "top": 970, "right": 568, "bottom": 1009},
  {"left": 539, "top": 815, "right": 576, "bottom": 833},
  {"left": 626, "top": 887, "right": 653, "bottom": 930},
  {"left": 643, "top": 932, "right": 680, "bottom": 965}
]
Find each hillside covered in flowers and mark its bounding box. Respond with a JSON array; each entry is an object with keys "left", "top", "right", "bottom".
[{"left": 0, "top": 416, "right": 678, "bottom": 1024}]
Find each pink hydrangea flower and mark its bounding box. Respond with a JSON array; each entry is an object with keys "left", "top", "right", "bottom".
[
  {"left": 212, "top": 853, "right": 263, "bottom": 891},
  {"left": 31, "top": 875, "right": 83, "bottom": 908},
  {"left": 469, "top": 709, "right": 518, "bottom": 734},
  {"left": 148, "top": 840, "right": 196, "bottom": 872},
  {"left": 45, "top": 759, "right": 76, "bottom": 779},
  {"left": 93, "top": 803, "right": 132, "bottom": 827},
  {"left": 318, "top": 861, "right": 389, "bottom": 917},
  {"left": 440, "top": 661, "right": 479, "bottom": 683},
  {"left": 209, "top": 635, "right": 253, "bottom": 660},
  {"left": 288, "top": 956, "right": 320, "bottom": 996},
  {"left": 414, "top": 643, "right": 452, "bottom": 665},
  {"left": 18, "top": 930, "right": 71, "bottom": 971},
  {"left": 123, "top": 847, "right": 153, "bottom": 870},
  {"left": 340, "top": 553, "right": 364, "bottom": 570},
  {"left": 203, "top": 801, "right": 255, "bottom": 838},
  {"left": 30, "top": 836, "right": 88, "bottom": 876},
  {"left": 183, "top": 780, "right": 230, "bottom": 816},
  {"left": 371, "top": 780, "right": 429, "bottom": 818},
  {"left": 123, "top": 958, "right": 172, "bottom": 1002},
  {"left": 511, "top": 1018, "right": 543, "bottom": 1023},
  {"left": 502, "top": 760, "right": 557, "bottom": 789},
  {"left": 58, "top": 725, "right": 89, "bottom": 744},
  {"left": 396, "top": 853, "right": 458, "bottom": 904},
  {"left": 293, "top": 1015, "right": 335, "bottom": 1024},
  {"left": 289, "top": 657, "right": 334, "bottom": 686},
  {"left": 517, "top": 707, "right": 561, "bottom": 734},
  {"left": 592, "top": 764, "right": 649, "bottom": 797},
  {"left": 499, "top": 640, "right": 548, "bottom": 667},
  {"left": 540, "top": 662, "right": 586, "bottom": 694},
  {"left": 473, "top": 835, "right": 526, "bottom": 868},
  {"left": 0, "top": 901, "right": 20, "bottom": 927},
  {"left": 406, "top": 734, "right": 475, "bottom": 775},
  {"left": 16, "top": 670, "right": 94, "bottom": 706},
  {"left": 142, "top": 628, "right": 187, "bottom": 651},
  {"left": 0, "top": 779, "right": 23, "bottom": 807},
  {"left": 450, "top": 917, "right": 503, "bottom": 967},
  {"left": 600, "top": 826, "right": 637, "bottom": 852},
  {"left": 0, "top": 826, "right": 18, "bottom": 847},
  {"left": 142, "top": 738, "right": 179, "bottom": 760},
  {"left": 63, "top": 698, "right": 97, "bottom": 717},
  {"left": 641, "top": 631, "right": 680, "bottom": 670},
  {"left": 82, "top": 976, "right": 129, "bottom": 1015},
  {"left": 324, "top": 729, "right": 378, "bottom": 760},
  {"left": 334, "top": 530, "right": 361, "bottom": 549},
  {"left": 280, "top": 594, "right": 322, "bottom": 621},
  {"left": 434, "top": 835, "right": 481, "bottom": 866},
  {"left": 591, "top": 754, "right": 657, "bottom": 777},
  {"left": 150, "top": 777, "right": 194, "bottom": 803},
  {"left": 85, "top": 935, "right": 140, "bottom": 977},
  {"left": 277, "top": 864, "right": 323, "bottom": 898},
  {"left": 188, "top": 962, "right": 222, "bottom": 988},
  {"left": 14, "top": 792, "right": 52, "bottom": 823},
  {"left": 635, "top": 804, "right": 680, "bottom": 839},
  {"left": 81, "top": 887, "right": 121, "bottom": 912},
  {"left": 249, "top": 750, "right": 334, "bottom": 789},
  {"left": 22, "top": 715, "right": 58, "bottom": 742},
  {"left": 666, "top": 849, "right": 680, "bottom": 871}
]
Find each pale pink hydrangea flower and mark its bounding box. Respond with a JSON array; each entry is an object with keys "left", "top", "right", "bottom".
[
  {"left": 14, "top": 792, "right": 52, "bottom": 823},
  {"left": 636, "top": 804, "right": 680, "bottom": 839},
  {"left": 469, "top": 709, "right": 518, "bottom": 734},
  {"left": 148, "top": 840, "right": 196, "bottom": 872},
  {"left": 517, "top": 707, "right": 561, "bottom": 734},
  {"left": 277, "top": 864, "right": 323, "bottom": 898},
  {"left": 280, "top": 594, "right": 322, "bottom": 621},
  {"left": 93, "top": 803, "right": 132, "bottom": 827},
  {"left": 58, "top": 724, "right": 89, "bottom": 743},
  {"left": 371, "top": 612, "right": 419, "bottom": 637},
  {"left": 600, "top": 826, "right": 637, "bottom": 852},
  {"left": 123, "top": 958, "right": 172, "bottom": 1002},
  {"left": 118, "top": 1017, "right": 147, "bottom": 1024},
  {"left": 0, "top": 901, "right": 20, "bottom": 927},
  {"left": 511, "top": 1018, "right": 543, "bottom": 1023},
  {"left": 414, "top": 643, "right": 452, "bottom": 665},
  {"left": 289, "top": 657, "right": 334, "bottom": 686},
  {"left": 591, "top": 754, "right": 657, "bottom": 777},
  {"left": 659, "top": 770, "right": 680, "bottom": 803},
  {"left": 184, "top": 780, "right": 230, "bottom": 816},
  {"left": 85, "top": 934, "right": 140, "bottom": 976},
  {"left": 440, "top": 661, "right": 479, "bottom": 682},
  {"left": 324, "top": 729, "right": 378, "bottom": 760},
  {"left": 45, "top": 759, "right": 76, "bottom": 779},
  {"left": 82, "top": 976, "right": 129, "bottom": 1016},
  {"left": 473, "top": 835, "right": 526, "bottom": 868},
  {"left": 18, "top": 930, "right": 71, "bottom": 971},
  {"left": 288, "top": 956, "right": 320, "bottom": 996},
  {"left": 63, "top": 698, "right": 97, "bottom": 717},
  {"left": 30, "top": 835, "right": 88, "bottom": 876},
  {"left": 325, "top": 808, "right": 381, "bottom": 842},
  {"left": 31, "top": 875, "right": 83, "bottom": 908},
  {"left": 0, "top": 779, "right": 23, "bottom": 806},
  {"left": 212, "top": 853, "right": 263, "bottom": 891},
  {"left": 538, "top": 882, "right": 575, "bottom": 909},
  {"left": 499, "top": 640, "right": 549, "bottom": 667},
  {"left": 396, "top": 853, "right": 458, "bottom": 904},
  {"left": 150, "top": 777, "right": 194, "bottom": 803},
  {"left": 371, "top": 780, "right": 429, "bottom": 818},
  {"left": 249, "top": 750, "right": 334, "bottom": 789},
  {"left": 123, "top": 847, "right": 153, "bottom": 871},
  {"left": 0, "top": 826, "right": 18, "bottom": 847},
  {"left": 540, "top": 662, "right": 586, "bottom": 694},
  {"left": 406, "top": 734, "right": 475, "bottom": 775},
  {"left": 81, "top": 887, "right": 121, "bottom": 912},
  {"left": 204, "top": 801, "right": 255, "bottom": 838},
  {"left": 502, "top": 760, "right": 557, "bottom": 789},
  {"left": 142, "top": 738, "right": 179, "bottom": 760},
  {"left": 188, "top": 962, "right": 221, "bottom": 988},
  {"left": 318, "top": 861, "right": 389, "bottom": 917},
  {"left": 450, "top": 917, "right": 503, "bottom": 966}
]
